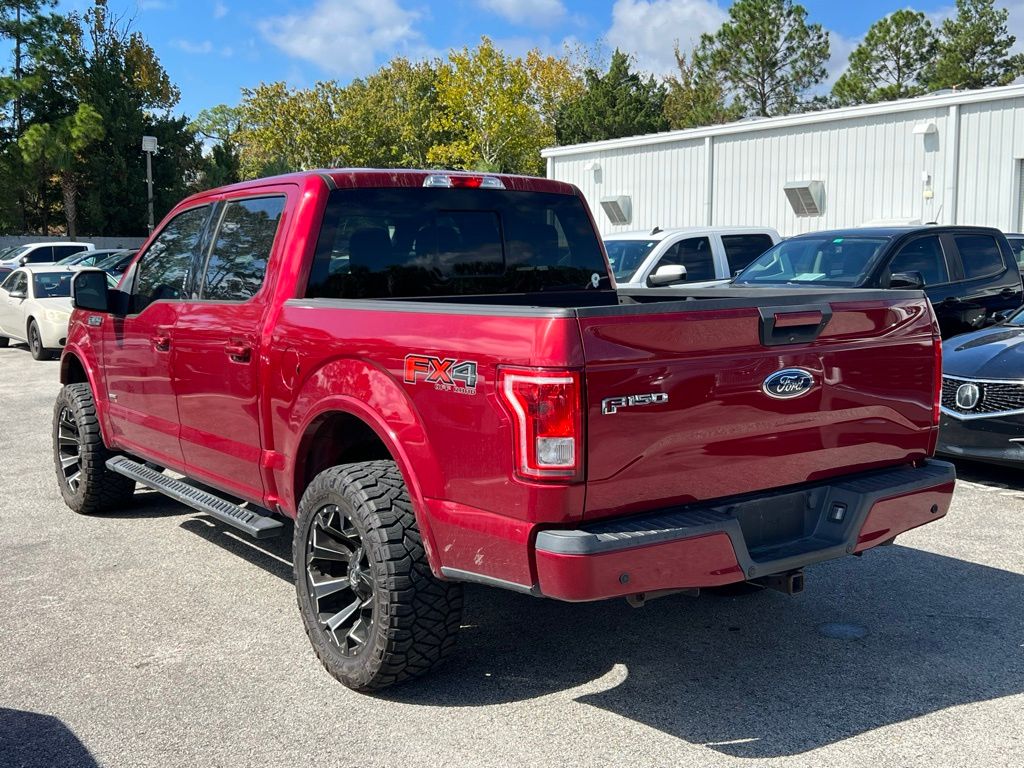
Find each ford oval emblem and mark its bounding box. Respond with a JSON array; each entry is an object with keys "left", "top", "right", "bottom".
[{"left": 762, "top": 368, "right": 815, "bottom": 399}]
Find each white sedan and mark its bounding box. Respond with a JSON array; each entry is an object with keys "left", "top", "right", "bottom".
[{"left": 0, "top": 266, "right": 87, "bottom": 360}]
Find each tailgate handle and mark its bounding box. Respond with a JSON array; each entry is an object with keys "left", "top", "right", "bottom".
[{"left": 758, "top": 304, "right": 832, "bottom": 347}]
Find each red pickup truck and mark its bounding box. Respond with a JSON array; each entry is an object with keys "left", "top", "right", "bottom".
[{"left": 55, "top": 169, "right": 955, "bottom": 691}]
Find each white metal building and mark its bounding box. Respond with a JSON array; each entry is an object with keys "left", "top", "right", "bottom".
[{"left": 542, "top": 83, "right": 1024, "bottom": 238}]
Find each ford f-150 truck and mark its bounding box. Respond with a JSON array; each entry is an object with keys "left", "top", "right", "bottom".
[{"left": 55, "top": 169, "right": 955, "bottom": 691}]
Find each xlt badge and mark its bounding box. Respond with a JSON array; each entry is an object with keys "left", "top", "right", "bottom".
[{"left": 601, "top": 392, "right": 668, "bottom": 415}]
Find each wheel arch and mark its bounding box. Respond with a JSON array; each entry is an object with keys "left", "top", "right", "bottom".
[{"left": 287, "top": 394, "right": 444, "bottom": 577}]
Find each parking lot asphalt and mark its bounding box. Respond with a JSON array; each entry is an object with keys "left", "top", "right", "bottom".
[{"left": 1, "top": 343, "right": 1022, "bottom": 768}]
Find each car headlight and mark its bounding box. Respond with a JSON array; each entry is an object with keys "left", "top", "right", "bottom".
[{"left": 44, "top": 308, "right": 70, "bottom": 324}]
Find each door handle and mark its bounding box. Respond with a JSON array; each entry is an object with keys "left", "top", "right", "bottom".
[
  {"left": 151, "top": 334, "right": 171, "bottom": 351},
  {"left": 1000, "top": 287, "right": 1018, "bottom": 297},
  {"left": 225, "top": 343, "right": 252, "bottom": 363}
]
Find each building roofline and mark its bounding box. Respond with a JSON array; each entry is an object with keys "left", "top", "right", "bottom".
[{"left": 541, "top": 83, "right": 1024, "bottom": 159}]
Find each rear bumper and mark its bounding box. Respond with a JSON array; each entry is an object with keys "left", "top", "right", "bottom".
[{"left": 534, "top": 460, "right": 955, "bottom": 602}]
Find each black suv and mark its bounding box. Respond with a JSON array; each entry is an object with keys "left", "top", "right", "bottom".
[{"left": 733, "top": 226, "right": 1024, "bottom": 338}]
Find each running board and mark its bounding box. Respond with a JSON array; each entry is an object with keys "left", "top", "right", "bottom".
[{"left": 106, "top": 456, "right": 284, "bottom": 539}]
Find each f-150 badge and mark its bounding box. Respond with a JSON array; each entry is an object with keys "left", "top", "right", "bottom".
[
  {"left": 404, "top": 354, "right": 478, "bottom": 395},
  {"left": 601, "top": 392, "right": 669, "bottom": 415}
]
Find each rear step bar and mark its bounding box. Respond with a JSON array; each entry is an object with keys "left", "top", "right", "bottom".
[{"left": 106, "top": 456, "right": 284, "bottom": 539}]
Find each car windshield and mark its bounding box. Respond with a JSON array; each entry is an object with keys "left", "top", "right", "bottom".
[
  {"left": 2, "top": 245, "right": 30, "bottom": 263},
  {"left": 32, "top": 271, "right": 73, "bottom": 298},
  {"left": 604, "top": 239, "right": 659, "bottom": 282},
  {"left": 733, "top": 236, "right": 891, "bottom": 287},
  {"left": 56, "top": 252, "right": 92, "bottom": 265},
  {"left": 96, "top": 250, "right": 133, "bottom": 271}
]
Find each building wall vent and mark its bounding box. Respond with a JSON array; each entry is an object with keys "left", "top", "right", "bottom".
[
  {"left": 783, "top": 181, "right": 825, "bottom": 217},
  {"left": 600, "top": 195, "right": 632, "bottom": 225}
]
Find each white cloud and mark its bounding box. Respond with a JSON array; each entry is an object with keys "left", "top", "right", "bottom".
[
  {"left": 260, "top": 0, "right": 425, "bottom": 77},
  {"left": 173, "top": 39, "right": 214, "bottom": 54},
  {"left": 822, "top": 31, "right": 856, "bottom": 90},
  {"left": 213, "top": 1, "right": 228, "bottom": 19},
  {"left": 478, "top": 0, "right": 566, "bottom": 27},
  {"left": 605, "top": 0, "right": 727, "bottom": 75}
]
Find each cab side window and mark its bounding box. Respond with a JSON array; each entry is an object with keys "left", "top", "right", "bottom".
[
  {"left": 657, "top": 236, "right": 715, "bottom": 281},
  {"left": 201, "top": 196, "right": 285, "bottom": 302},
  {"left": 955, "top": 234, "right": 1005, "bottom": 280},
  {"left": 887, "top": 236, "right": 949, "bottom": 286},
  {"left": 133, "top": 205, "right": 211, "bottom": 313},
  {"left": 722, "top": 233, "right": 775, "bottom": 273}
]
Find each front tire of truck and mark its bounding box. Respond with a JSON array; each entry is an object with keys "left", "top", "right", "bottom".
[
  {"left": 294, "top": 461, "right": 464, "bottom": 691},
  {"left": 53, "top": 383, "right": 136, "bottom": 514}
]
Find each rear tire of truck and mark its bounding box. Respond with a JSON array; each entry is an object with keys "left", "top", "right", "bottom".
[
  {"left": 53, "top": 383, "right": 136, "bottom": 514},
  {"left": 294, "top": 460, "right": 464, "bottom": 691}
]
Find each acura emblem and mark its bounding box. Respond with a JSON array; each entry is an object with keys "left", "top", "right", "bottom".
[
  {"left": 763, "top": 368, "right": 815, "bottom": 399},
  {"left": 955, "top": 382, "right": 981, "bottom": 410}
]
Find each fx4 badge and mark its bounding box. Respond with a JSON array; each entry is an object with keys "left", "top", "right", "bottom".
[
  {"left": 404, "top": 354, "right": 479, "bottom": 395},
  {"left": 601, "top": 392, "right": 668, "bottom": 415}
]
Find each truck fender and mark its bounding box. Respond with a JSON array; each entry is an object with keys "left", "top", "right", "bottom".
[
  {"left": 59, "top": 340, "right": 115, "bottom": 448},
  {"left": 281, "top": 358, "right": 445, "bottom": 576}
]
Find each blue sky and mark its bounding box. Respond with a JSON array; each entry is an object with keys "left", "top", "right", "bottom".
[{"left": 52, "top": 0, "right": 1023, "bottom": 118}]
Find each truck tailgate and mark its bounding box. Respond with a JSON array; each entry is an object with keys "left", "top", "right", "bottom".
[{"left": 580, "top": 292, "right": 939, "bottom": 520}]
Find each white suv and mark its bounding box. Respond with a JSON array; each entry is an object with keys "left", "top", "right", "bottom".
[
  {"left": 605, "top": 227, "right": 779, "bottom": 291},
  {"left": 0, "top": 241, "right": 95, "bottom": 278}
]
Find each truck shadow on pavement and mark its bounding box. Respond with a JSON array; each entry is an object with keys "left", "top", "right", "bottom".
[
  {"left": 175, "top": 514, "right": 1023, "bottom": 758},
  {"left": 387, "top": 545, "right": 1024, "bottom": 758},
  {"left": 0, "top": 708, "right": 99, "bottom": 768}
]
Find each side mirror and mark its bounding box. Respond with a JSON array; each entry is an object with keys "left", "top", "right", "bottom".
[
  {"left": 72, "top": 269, "right": 110, "bottom": 312},
  {"left": 647, "top": 264, "right": 687, "bottom": 287},
  {"left": 18, "top": 256, "right": 28, "bottom": 266},
  {"left": 890, "top": 271, "right": 924, "bottom": 289},
  {"left": 9, "top": 289, "right": 26, "bottom": 300},
  {"left": 989, "top": 310, "right": 1010, "bottom": 325}
]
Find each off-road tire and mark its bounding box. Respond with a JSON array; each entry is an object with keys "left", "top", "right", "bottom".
[
  {"left": 28, "top": 319, "right": 54, "bottom": 360},
  {"left": 294, "top": 460, "right": 464, "bottom": 691},
  {"left": 53, "top": 383, "right": 136, "bottom": 514}
]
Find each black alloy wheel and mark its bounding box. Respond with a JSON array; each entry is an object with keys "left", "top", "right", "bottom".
[
  {"left": 56, "top": 405, "right": 82, "bottom": 492},
  {"left": 306, "top": 503, "right": 376, "bottom": 655}
]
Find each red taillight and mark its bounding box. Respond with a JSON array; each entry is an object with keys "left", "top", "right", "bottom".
[
  {"left": 933, "top": 336, "right": 943, "bottom": 426},
  {"left": 497, "top": 368, "right": 582, "bottom": 480}
]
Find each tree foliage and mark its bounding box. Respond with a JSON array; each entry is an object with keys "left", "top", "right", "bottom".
[
  {"left": 927, "top": 0, "right": 1024, "bottom": 90},
  {"left": 664, "top": 45, "right": 742, "bottom": 129},
  {"left": 833, "top": 10, "right": 937, "bottom": 105},
  {"left": 697, "top": 0, "right": 830, "bottom": 117},
  {"left": 555, "top": 49, "right": 667, "bottom": 144}
]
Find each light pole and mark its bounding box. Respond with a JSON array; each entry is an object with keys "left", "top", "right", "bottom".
[{"left": 142, "top": 135, "right": 159, "bottom": 234}]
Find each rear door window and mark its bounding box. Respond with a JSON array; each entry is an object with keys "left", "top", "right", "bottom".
[
  {"left": 306, "top": 187, "right": 608, "bottom": 299},
  {"left": 955, "top": 234, "right": 1006, "bottom": 280},
  {"left": 25, "top": 246, "right": 53, "bottom": 264},
  {"left": 52, "top": 244, "right": 87, "bottom": 260},
  {"left": 656, "top": 237, "right": 715, "bottom": 281},
  {"left": 201, "top": 196, "right": 285, "bottom": 302},
  {"left": 887, "top": 235, "right": 950, "bottom": 285},
  {"left": 132, "top": 205, "right": 212, "bottom": 313},
  {"left": 722, "top": 233, "right": 775, "bottom": 273}
]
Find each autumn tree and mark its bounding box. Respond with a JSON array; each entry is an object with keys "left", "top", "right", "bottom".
[
  {"left": 555, "top": 49, "right": 667, "bottom": 144},
  {"left": 429, "top": 38, "right": 550, "bottom": 174},
  {"left": 235, "top": 81, "right": 348, "bottom": 177},
  {"left": 927, "top": 0, "right": 1024, "bottom": 90},
  {"left": 341, "top": 57, "right": 444, "bottom": 168},
  {"left": 663, "top": 45, "right": 742, "bottom": 129},
  {"left": 697, "top": 0, "right": 829, "bottom": 117},
  {"left": 833, "top": 10, "right": 937, "bottom": 105}
]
